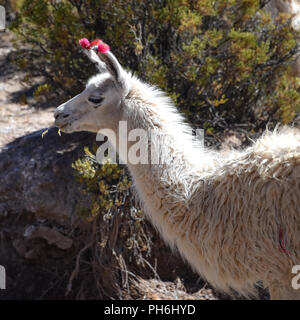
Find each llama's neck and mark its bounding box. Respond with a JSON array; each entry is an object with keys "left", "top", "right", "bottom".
[{"left": 119, "top": 75, "right": 220, "bottom": 243}]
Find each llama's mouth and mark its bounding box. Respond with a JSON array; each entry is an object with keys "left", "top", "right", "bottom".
[
  {"left": 55, "top": 122, "right": 68, "bottom": 130},
  {"left": 54, "top": 122, "right": 74, "bottom": 133},
  {"left": 58, "top": 123, "right": 67, "bottom": 129},
  {"left": 55, "top": 116, "right": 82, "bottom": 133}
]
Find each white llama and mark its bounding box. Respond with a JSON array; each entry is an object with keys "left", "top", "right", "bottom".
[{"left": 54, "top": 41, "right": 300, "bottom": 300}]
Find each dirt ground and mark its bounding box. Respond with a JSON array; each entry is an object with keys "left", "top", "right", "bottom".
[{"left": 0, "top": 30, "right": 54, "bottom": 149}]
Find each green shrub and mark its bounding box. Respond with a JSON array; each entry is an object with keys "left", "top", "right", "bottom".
[
  {"left": 10, "top": 0, "right": 300, "bottom": 131},
  {"left": 72, "top": 146, "right": 152, "bottom": 258},
  {"left": 70, "top": 147, "right": 157, "bottom": 298}
]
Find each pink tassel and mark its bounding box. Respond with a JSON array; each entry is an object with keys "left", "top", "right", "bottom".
[
  {"left": 89, "top": 39, "right": 101, "bottom": 48},
  {"left": 97, "top": 42, "right": 110, "bottom": 53},
  {"left": 79, "top": 38, "right": 110, "bottom": 53},
  {"left": 79, "top": 38, "right": 90, "bottom": 49}
]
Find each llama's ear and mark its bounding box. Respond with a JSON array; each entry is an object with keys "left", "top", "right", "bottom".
[
  {"left": 83, "top": 49, "right": 107, "bottom": 73},
  {"left": 98, "top": 51, "right": 129, "bottom": 97}
]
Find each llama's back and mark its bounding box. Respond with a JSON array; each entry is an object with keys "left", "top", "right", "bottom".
[{"left": 184, "top": 126, "right": 300, "bottom": 297}]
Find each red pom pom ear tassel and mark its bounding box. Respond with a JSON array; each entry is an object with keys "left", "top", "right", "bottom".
[
  {"left": 89, "top": 39, "right": 101, "bottom": 48},
  {"left": 78, "top": 38, "right": 90, "bottom": 49},
  {"left": 97, "top": 42, "right": 110, "bottom": 53},
  {"left": 78, "top": 38, "right": 110, "bottom": 53}
]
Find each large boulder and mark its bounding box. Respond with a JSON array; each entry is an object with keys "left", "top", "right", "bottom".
[
  {"left": 0, "top": 128, "right": 98, "bottom": 299},
  {"left": 0, "top": 127, "right": 96, "bottom": 223}
]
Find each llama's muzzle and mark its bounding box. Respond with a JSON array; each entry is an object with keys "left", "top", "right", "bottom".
[{"left": 54, "top": 107, "right": 71, "bottom": 129}]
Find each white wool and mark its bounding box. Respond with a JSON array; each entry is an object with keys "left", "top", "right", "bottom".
[{"left": 123, "top": 75, "right": 300, "bottom": 299}]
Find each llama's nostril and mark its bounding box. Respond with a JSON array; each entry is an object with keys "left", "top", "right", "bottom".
[{"left": 63, "top": 114, "right": 70, "bottom": 118}]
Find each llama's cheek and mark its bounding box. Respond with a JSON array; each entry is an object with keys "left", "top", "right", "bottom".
[{"left": 70, "top": 122, "right": 82, "bottom": 132}]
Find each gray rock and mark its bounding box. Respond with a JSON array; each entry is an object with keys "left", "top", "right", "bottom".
[
  {"left": 0, "top": 127, "right": 96, "bottom": 223},
  {"left": 24, "top": 225, "right": 73, "bottom": 250}
]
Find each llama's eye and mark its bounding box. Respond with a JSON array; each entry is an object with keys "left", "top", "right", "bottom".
[{"left": 88, "top": 97, "right": 104, "bottom": 105}]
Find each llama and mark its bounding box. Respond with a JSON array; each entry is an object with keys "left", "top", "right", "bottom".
[{"left": 54, "top": 39, "right": 300, "bottom": 299}]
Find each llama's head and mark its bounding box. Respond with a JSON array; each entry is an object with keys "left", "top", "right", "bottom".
[{"left": 54, "top": 40, "right": 129, "bottom": 133}]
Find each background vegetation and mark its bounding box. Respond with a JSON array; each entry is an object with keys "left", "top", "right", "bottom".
[
  {"left": 2, "top": 0, "right": 300, "bottom": 298},
  {"left": 8, "top": 0, "right": 300, "bottom": 137}
]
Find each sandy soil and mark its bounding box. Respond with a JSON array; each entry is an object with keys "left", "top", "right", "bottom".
[{"left": 0, "top": 30, "right": 55, "bottom": 149}]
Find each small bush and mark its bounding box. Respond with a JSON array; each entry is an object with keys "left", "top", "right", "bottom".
[
  {"left": 9, "top": 0, "right": 300, "bottom": 132},
  {"left": 71, "top": 147, "right": 156, "bottom": 298}
]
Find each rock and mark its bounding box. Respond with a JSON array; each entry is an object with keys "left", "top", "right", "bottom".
[
  {"left": 24, "top": 225, "right": 73, "bottom": 250},
  {"left": 12, "top": 238, "right": 27, "bottom": 256},
  {"left": 24, "top": 248, "right": 39, "bottom": 260},
  {"left": 0, "top": 126, "right": 96, "bottom": 223}
]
